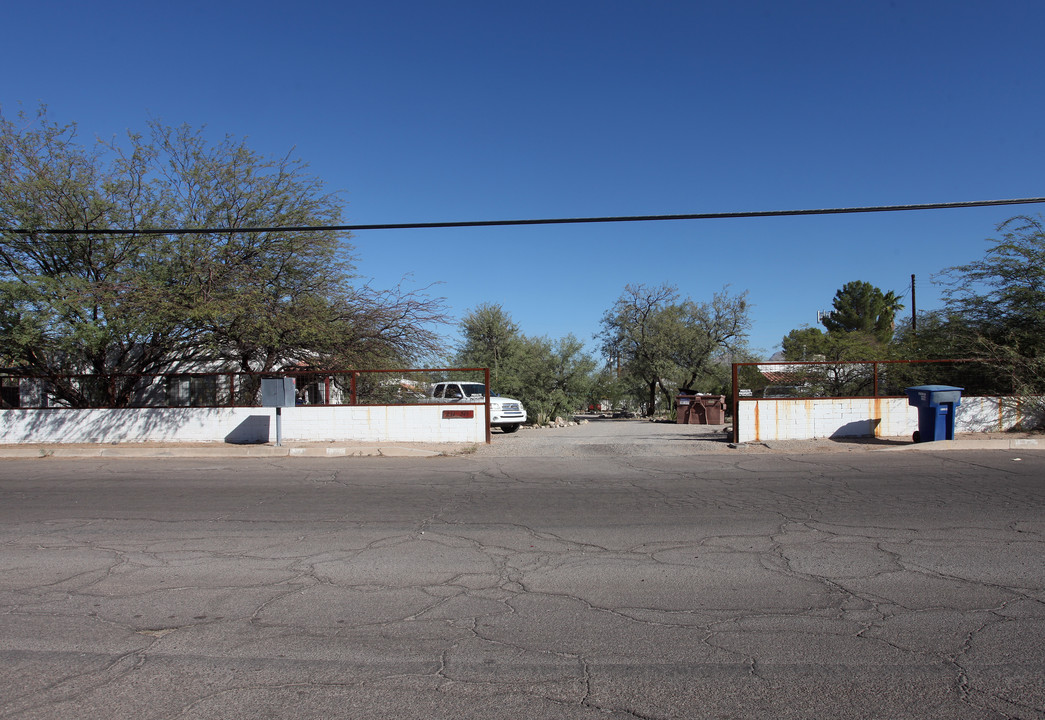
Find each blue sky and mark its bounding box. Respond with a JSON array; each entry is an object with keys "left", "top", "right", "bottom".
[{"left": 4, "top": 1, "right": 1044, "bottom": 358}]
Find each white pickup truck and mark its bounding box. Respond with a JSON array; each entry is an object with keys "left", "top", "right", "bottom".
[{"left": 428, "top": 381, "right": 527, "bottom": 433}]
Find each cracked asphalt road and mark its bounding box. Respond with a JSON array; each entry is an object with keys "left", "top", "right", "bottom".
[{"left": 1, "top": 427, "right": 1044, "bottom": 718}]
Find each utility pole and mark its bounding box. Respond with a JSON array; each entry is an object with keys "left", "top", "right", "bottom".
[{"left": 911, "top": 274, "right": 917, "bottom": 333}]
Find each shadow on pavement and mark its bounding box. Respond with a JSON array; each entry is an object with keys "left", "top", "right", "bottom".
[{"left": 825, "top": 436, "right": 911, "bottom": 447}]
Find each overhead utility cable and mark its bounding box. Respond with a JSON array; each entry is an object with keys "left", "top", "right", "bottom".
[{"left": 3, "top": 196, "right": 1045, "bottom": 236}]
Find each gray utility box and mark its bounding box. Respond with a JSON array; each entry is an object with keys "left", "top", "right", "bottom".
[{"left": 261, "top": 377, "right": 296, "bottom": 407}]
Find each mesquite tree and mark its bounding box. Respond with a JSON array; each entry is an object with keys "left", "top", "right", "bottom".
[{"left": 0, "top": 106, "right": 445, "bottom": 405}]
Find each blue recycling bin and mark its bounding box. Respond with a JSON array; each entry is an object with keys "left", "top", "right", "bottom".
[{"left": 905, "top": 385, "right": 963, "bottom": 443}]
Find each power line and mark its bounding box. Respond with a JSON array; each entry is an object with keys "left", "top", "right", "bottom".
[{"left": 3, "top": 196, "right": 1045, "bottom": 237}]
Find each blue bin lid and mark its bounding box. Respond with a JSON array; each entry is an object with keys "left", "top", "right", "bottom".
[{"left": 905, "top": 385, "right": 964, "bottom": 393}]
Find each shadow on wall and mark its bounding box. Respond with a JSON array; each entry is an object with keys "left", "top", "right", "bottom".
[
  {"left": 3, "top": 408, "right": 271, "bottom": 444},
  {"left": 13, "top": 408, "right": 187, "bottom": 443},
  {"left": 958, "top": 396, "right": 1037, "bottom": 432},
  {"left": 830, "top": 418, "right": 881, "bottom": 438},
  {"left": 224, "top": 415, "right": 270, "bottom": 444}
]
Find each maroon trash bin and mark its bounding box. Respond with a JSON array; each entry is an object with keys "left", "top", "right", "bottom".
[
  {"left": 676, "top": 394, "right": 697, "bottom": 424},
  {"left": 698, "top": 395, "right": 726, "bottom": 424}
]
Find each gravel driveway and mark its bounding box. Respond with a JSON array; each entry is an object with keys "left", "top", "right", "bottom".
[{"left": 475, "top": 417, "right": 734, "bottom": 457}]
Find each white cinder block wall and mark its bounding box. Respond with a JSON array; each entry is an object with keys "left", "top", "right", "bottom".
[
  {"left": 736, "top": 396, "right": 1041, "bottom": 443},
  {"left": 0, "top": 405, "right": 487, "bottom": 445}
]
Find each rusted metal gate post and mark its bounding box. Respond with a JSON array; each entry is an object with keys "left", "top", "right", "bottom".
[
  {"left": 484, "top": 367, "right": 492, "bottom": 444},
  {"left": 731, "top": 363, "right": 739, "bottom": 443}
]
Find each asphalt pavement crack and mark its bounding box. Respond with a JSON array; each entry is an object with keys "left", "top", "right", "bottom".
[
  {"left": 4, "top": 450, "right": 1045, "bottom": 718},
  {"left": 0, "top": 649, "right": 147, "bottom": 719}
]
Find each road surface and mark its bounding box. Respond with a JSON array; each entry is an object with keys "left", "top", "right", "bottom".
[{"left": 1, "top": 431, "right": 1043, "bottom": 718}]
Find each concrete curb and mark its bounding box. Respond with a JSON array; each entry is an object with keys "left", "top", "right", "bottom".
[
  {"left": 0, "top": 443, "right": 458, "bottom": 459},
  {"left": 877, "top": 437, "right": 1043, "bottom": 452},
  {"left": 0, "top": 436, "right": 1040, "bottom": 459}
]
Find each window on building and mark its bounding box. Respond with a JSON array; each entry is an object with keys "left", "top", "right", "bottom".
[
  {"left": 165, "top": 375, "right": 218, "bottom": 407},
  {"left": 1, "top": 378, "right": 19, "bottom": 408}
]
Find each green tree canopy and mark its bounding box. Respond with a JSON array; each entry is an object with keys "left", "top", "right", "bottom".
[
  {"left": 926, "top": 215, "right": 1045, "bottom": 398},
  {"left": 781, "top": 327, "right": 829, "bottom": 360},
  {"left": 598, "top": 283, "right": 750, "bottom": 415},
  {"left": 0, "top": 106, "right": 446, "bottom": 406},
  {"left": 454, "top": 304, "right": 597, "bottom": 422},
  {"left": 781, "top": 325, "right": 891, "bottom": 362},
  {"left": 821, "top": 280, "right": 903, "bottom": 343},
  {"left": 937, "top": 215, "right": 1045, "bottom": 358},
  {"left": 597, "top": 283, "right": 680, "bottom": 415},
  {"left": 455, "top": 303, "right": 521, "bottom": 384},
  {"left": 780, "top": 280, "right": 903, "bottom": 363}
]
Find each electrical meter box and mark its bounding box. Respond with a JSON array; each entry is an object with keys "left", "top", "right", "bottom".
[{"left": 261, "top": 377, "right": 296, "bottom": 407}]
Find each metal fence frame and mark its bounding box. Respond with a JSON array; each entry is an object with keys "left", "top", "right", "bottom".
[
  {"left": 730, "top": 358, "right": 1014, "bottom": 443},
  {"left": 1, "top": 366, "right": 495, "bottom": 444}
]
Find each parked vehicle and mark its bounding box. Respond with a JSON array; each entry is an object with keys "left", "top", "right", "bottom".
[{"left": 428, "top": 382, "right": 527, "bottom": 433}]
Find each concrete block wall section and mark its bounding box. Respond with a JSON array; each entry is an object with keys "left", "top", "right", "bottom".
[
  {"left": 0, "top": 405, "right": 487, "bottom": 445},
  {"left": 737, "top": 396, "right": 1043, "bottom": 443}
]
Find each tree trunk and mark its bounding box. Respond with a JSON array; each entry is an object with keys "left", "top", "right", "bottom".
[
  {"left": 646, "top": 379, "right": 658, "bottom": 417},
  {"left": 658, "top": 381, "right": 675, "bottom": 416}
]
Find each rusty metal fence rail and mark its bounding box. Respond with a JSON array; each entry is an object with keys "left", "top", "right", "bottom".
[
  {"left": 0, "top": 367, "right": 492, "bottom": 410},
  {"left": 730, "top": 358, "right": 1022, "bottom": 442},
  {"left": 733, "top": 359, "right": 1016, "bottom": 401}
]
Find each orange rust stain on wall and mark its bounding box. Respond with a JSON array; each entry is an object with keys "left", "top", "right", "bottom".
[
  {"left": 873, "top": 397, "right": 882, "bottom": 437},
  {"left": 754, "top": 402, "right": 760, "bottom": 442}
]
